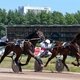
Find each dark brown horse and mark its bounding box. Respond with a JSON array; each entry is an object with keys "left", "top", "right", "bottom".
[
  {"left": 44, "top": 41, "right": 80, "bottom": 71},
  {"left": 70, "top": 33, "right": 80, "bottom": 66},
  {"left": 0, "top": 30, "right": 45, "bottom": 72}
]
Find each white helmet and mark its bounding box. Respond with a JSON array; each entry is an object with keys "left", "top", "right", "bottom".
[{"left": 45, "top": 39, "right": 50, "bottom": 44}]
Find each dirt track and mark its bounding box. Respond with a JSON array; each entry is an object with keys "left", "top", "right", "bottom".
[{"left": 0, "top": 68, "right": 80, "bottom": 80}]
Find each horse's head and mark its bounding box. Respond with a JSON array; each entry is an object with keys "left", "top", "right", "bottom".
[
  {"left": 70, "top": 33, "right": 80, "bottom": 48},
  {"left": 36, "top": 30, "right": 45, "bottom": 41},
  {"left": 26, "top": 29, "right": 45, "bottom": 41},
  {"left": 71, "top": 33, "right": 80, "bottom": 43}
]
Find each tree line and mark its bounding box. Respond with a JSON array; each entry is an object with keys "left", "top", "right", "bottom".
[{"left": 0, "top": 8, "right": 80, "bottom": 36}]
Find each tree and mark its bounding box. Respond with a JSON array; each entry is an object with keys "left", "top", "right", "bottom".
[
  {"left": 65, "top": 13, "right": 78, "bottom": 25},
  {"left": 24, "top": 11, "right": 37, "bottom": 25},
  {"left": 0, "top": 24, "right": 5, "bottom": 37},
  {"left": 74, "top": 11, "right": 80, "bottom": 24},
  {"left": 46, "top": 12, "right": 53, "bottom": 25},
  {"left": 7, "top": 10, "right": 15, "bottom": 25},
  {"left": 13, "top": 10, "right": 25, "bottom": 24},
  {"left": 39, "top": 11, "right": 48, "bottom": 24},
  {"left": 0, "top": 9, "right": 7, "bottom": 25},
  {"left": 52, "top": 11, "right": 66, "bottom": 25}
]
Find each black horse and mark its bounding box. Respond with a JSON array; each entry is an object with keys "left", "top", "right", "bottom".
[{"left": 0, "top": 30, "right": 45, "bottom": 72}]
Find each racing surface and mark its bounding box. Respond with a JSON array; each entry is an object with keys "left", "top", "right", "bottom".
[{"left": 0, "top": 68, "right": 80, "bottom": 80}]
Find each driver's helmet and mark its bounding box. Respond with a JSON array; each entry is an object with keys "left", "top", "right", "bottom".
[{"left": 45, "top": 39, "right": 50, "bottom": 44}]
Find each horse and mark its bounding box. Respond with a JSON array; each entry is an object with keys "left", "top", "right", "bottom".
[
  {"left": 71, "top": 33, "right": 80, "bottom": 46},
  {"left": 0, "top": 29, "right": 45, "bottom": 72},
  {"left": 70, "top": 32, "right": 80, "bottom": 66},
  {"left": 71, "top": 33, "right": 80, "bottom": 55},
  {"left": 44, "top": 41, "right": 80, "bottom": 71}
]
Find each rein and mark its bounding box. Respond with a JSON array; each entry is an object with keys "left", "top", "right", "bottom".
[
  {"left": 25, "top": 38, "right": 40, "bottom": 41},
  {"left": 14, "top": 38, "right": 40, "bottom": 42}
]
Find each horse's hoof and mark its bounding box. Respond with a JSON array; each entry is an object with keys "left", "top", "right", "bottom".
[
  {"left": 44, "top": 65, "right": 47, "bottom": 67},
  {"left": 19, "top": 67, "right": 22, "bottom": 72}
]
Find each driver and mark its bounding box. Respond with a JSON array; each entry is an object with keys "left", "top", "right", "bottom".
[
  {"left": 15, "top": 39, "right": 21, "bottom": 46},
  {"left": 38, "top": 39, "right": 52, "bottom": 57}
]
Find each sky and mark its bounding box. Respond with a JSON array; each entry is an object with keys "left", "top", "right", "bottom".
[{"left": 0, "top": 0, "right": 80, "bottom": 14}]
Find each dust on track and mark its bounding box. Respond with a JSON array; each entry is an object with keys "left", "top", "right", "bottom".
[{"left": 0, "top": 68, "right": 80, "bottom": 80}]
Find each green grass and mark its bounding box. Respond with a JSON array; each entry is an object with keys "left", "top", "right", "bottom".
[{"left": 0, "top": 56, "right": 80, "bottom": 72}]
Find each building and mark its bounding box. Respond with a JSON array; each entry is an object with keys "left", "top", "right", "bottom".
[
  {"left": 6, "top": 25, "right": 80, "bottom": 41},
  {"left": 18, "top": 5, "right": 51, "bottom": 14}
]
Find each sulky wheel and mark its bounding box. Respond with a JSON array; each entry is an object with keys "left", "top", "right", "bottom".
[
  {"left": 12, "top": 60, "right": 22, "bottom": 73},
  {"left": 55, "top": 58, "right": 64, "bottom": 72},
  {"left": 34, "top": 59, "right": 43, "bottom": 72}
]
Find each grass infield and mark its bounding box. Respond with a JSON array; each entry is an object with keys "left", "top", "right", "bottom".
[{"left": 0, "top": 56, "right": 80, "bottom": 72}]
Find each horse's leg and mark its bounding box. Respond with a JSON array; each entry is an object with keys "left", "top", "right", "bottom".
[
  {"left": 20, "top": 50, "right": 42, "bottom": 66},
  {"left": 24, "top": 55, "right": 31, "bottom": 65},
  {"left": 44, "top": 55, "right": 55, "bottom": 67},
  {"left": 62, "top": 55, "right": 69, "bottom": 71},
  {"left": 0, "top": 47, "right": 11, "bottom": 63},
  {"left": 72, "top": 53, "right": 80, "bottom": 66},
  {"left": 76, "top": 56, "right": 80, "bottom": 66},
  {"left": 14, "top": 52, "right": 22, "bottom": 72},
  {"left": 13, "top": 46, "right": 22, "bottom": 64},
  {"left": 77, "top": 53, "right": 80, "bottom": 57},
  {"left": 20, "top": 55, "right": 31, "bottom": 66},
  {"left": 13, "top": 46, "right": 22, "bottom": 72},
  {"left": 14, "top": 53, "right": 21, "bottom": 64},
  {"left": 28, "top": 50, "right": 43, "bottom": 66},
  {"left": 76, "top": 52, "right": 80, "bottom": 66}
]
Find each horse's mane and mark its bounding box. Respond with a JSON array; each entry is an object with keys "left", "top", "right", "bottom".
[{"left": 25, "top": 30, "right": 37, "bottom": 39}]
